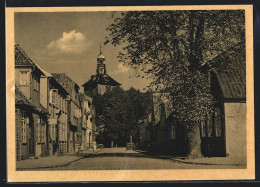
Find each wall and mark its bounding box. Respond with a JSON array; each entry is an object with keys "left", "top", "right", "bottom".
[
  {"left": 40, "top": 76, "right": 48, "bottom": 109},
  {"left": 15, "top": 67, "right": 32, "bottom": 99},
  {"left": 152, "top": 93, "right": 173, "bottom": 124},
  {"left": 97, "top": 84, "right": 107, "bottom": 95},
  {"left": 224, "top": 102, "right": 246, "bottom": 159},
  {"left": 97, "top": 84, "right": 118, "bottom": 95}
]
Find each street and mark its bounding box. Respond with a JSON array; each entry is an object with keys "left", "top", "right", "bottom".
[{"left": 31, "top": 147, "right": 243, "bottom": 170}]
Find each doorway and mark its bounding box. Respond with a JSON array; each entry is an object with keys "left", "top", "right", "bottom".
[{"left": 28, "top": 118, "right": 34, "bottom": 156}]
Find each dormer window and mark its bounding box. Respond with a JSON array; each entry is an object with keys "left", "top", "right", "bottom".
[{"left": 20, "top": 71, "right": 29, "bottom": 85}]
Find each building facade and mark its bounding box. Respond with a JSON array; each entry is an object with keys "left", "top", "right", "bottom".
[
  {"left": 15, "top": 44, "right": 100, "bottom": 160},
  {"left": 52, "top": 73, "right": 82, "bottom": 153},
  {"left": 147, "top": 43, "right": 246, "bottom": 159},
  {"left": 80, "top": 94, "right": 96, "bottom": 150},
  {"left": 15, "top": 45, "right": 49, "bottom": 160},
  {"left": 39, "top": 69, "right": 70, "bottom": 156},
  {"left": 200, "top": 43, "right": 246, "bottom": 158}
]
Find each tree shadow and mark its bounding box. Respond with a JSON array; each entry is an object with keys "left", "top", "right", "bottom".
[{"left": 79, "top": 149, "right": 179, "bottom": 160}]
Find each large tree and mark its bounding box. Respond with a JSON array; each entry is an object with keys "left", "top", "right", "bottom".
[
  {"left": 94, "top": 87, "right": 152, "bottom": 147},
  {"left": 105, "top": 10, "right": 245, "bottom": 158}
]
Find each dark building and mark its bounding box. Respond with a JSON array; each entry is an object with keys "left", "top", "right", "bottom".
[
  {"left": 82, "top": 46, "right": 121, "bottom": 96},
  {"left": 200, "top": 43, "right": 246, "bottom": 158},
  {"left": 148, "top": 43, "right": 246, "bottom": 159}
]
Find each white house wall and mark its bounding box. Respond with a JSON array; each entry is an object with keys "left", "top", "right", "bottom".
[{"left": 224, "top": 102, "right": 246, "bottom": 159}]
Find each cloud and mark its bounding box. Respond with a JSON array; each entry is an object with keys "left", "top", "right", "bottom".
[
  {"left": 47, "top": 30, "right": 91, "bottom": 54},
  {"left": 110, "top": 63, "right": 131, "bottom": 75},
  {"left": 117, "top": 63, "right": 131, "bottom": 73}
]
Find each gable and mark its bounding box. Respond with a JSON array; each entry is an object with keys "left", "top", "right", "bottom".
[{"left": 210, "top": 43, "right": 246, "bottom": 100}]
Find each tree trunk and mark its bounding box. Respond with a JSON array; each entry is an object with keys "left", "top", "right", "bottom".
[
  {"left": 186, "top": 123, "right": 203, "bottom": 159},
  {"left": 111, "top": 140, "right": 114, "bottom": 148}
]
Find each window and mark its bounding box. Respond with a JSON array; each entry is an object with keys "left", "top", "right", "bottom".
[
  {"left": 50, "top": 89, "right": 58, "bottom": 105},
  {"left": 58, "top": 123, "right": 62, "bottom": 141},
  {"left": 200, "top": 106, "right": 223, "bottom": 138},
  {"left": 64, "top": 123, "right": 67, "bottom": 141},
  {"left": 169, "top": 124, "right": 176, "bottom": 140},
  {"left": 58, "top": 95, "right": 61, "bottom": 109},
  {"left": 20, "top": 71, "right": 29, "bottom": 85},
  {"left": 49, "top": 124, "right": 56, "bottom": 141},
  {"left": 41, "top": 124, "right": 46, "bottom": 143},
  {"left": 201, "top": 120, "right": 207, "bottom": 138},
  {"left": 207, "top": 119, "right": 213, "bottom": 137},
  {"left": 58, "top": 123, "right": 66, "bottom": 141},
  {"left": 36, "top": 122, "right": 41, "bottom": 142},
  {"left": 21, "top": 111, "right": 27, "bottom": 143}
]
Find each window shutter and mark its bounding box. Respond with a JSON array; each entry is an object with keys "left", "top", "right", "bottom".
[{"left": 49, "top": 90, "right": 53, "bottom": 104}]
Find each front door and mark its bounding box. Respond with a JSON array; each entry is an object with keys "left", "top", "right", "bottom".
[
  {"left": 200, "top": 106, "right": 226, "bottom": 157},
  {"left": 28, "top": 118, "right": 34, "bottom": 156}
]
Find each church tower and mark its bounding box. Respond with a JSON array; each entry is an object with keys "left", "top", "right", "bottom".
[
  {"left": 82, "top": 44, "right": 121, "bottom": 96},
  {"left": 96, "top": 44, "right": 106, "bottom": 75}
]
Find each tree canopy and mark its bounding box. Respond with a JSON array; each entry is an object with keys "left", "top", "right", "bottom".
[
  {"left": 105, "top": 10, "right": 245, "bottom": 123},
  {"left": 105, "top": 10, "right": 245, "bottom": 157},
  {"left": 93, "top": 87, "right": 152, "bottom": 147}
]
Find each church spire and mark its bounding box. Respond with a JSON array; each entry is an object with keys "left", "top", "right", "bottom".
[{"left": 96, "top": 43, "right": 106, "bottom": 75}]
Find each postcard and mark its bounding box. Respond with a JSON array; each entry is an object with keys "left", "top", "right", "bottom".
[{"left": 6, "top": 5, "right": 254, "bottom": 182}]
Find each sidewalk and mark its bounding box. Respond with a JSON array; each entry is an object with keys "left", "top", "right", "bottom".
[
  {"left": 171, "top": 156, "right": 247, "bottom": 167},
  {"left": 16, "top": 149, "right": 102, "bottom": 170}
]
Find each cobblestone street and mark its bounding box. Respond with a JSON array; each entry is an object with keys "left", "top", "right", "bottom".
[{"left": 23, "top": 147, "right": 245, "bottom": 170}]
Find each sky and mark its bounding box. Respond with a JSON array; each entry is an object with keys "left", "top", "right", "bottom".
[{"left": 15, "top": 12, "right": 152, "bottom": 92}]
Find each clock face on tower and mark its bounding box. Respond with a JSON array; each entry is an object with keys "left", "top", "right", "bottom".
[{"left": 106, "top": 85, "right": 111, "bottom": 91}]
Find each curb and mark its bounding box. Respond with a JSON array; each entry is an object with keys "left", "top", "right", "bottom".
[
  {"left": 170, "top": 158, "right": 246, "bottom": 167},
  {"left": 16, "top": 156, "right": 85, "bottom": 170},
  {"left": 17, "top": 149, "right": 104, "bottom": 170}
]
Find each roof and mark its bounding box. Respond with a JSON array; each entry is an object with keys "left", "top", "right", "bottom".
[
  {"left": 34, "top": 61, "right": 53, "bottom": 77},
  {"left": 15, "top": 44, "right": 34, "bottom": 66},
  {"left": 15, "top": 44, "right": 46, "bottom": 77},
  {"left": 152, "top": 92, "right": 173, "bottom": 125},
  {"left": 82, "top": 74, "right": 121, "bottom": 89},
  {"left": 98, "top": 53, "right": 105, "bottom": 59},
  {"left": 211, "top": 43, "right": 246, "bottom": 99},
  {"left": 38, "top": 104, "right": 49, "bottom": 114},
  {"left": 15, "top": 86, "right": 34, "bottom": 107},
  {"left": 52, "top": 73, "right": 80, "bottom": 94},
  {"left": 16, "top": 86, "right": 49, "bottom": 114}
]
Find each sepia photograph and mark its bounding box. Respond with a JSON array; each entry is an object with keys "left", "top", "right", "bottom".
[{"left": 6, "top": 5, "right": 254, "bottom": 182}]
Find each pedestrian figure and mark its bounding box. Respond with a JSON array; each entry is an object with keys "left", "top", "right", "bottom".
[
  {"left": 75, "top": 144, "right": 79, "bottom": 154},
  {"left": 92, "top": 141, "right": 96, "bottom": 152},
  {"left": 79, "top": 144, "right": 83, "bottom": 154}
]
